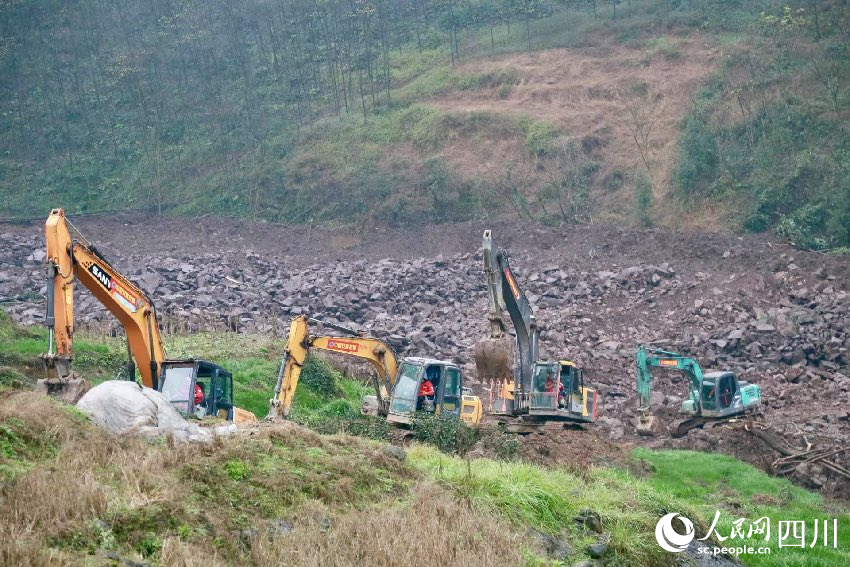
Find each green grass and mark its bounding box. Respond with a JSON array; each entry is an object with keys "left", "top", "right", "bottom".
[
  {"left": 0, "top": 311, "right": 126, "bottom": 377},
  {"left": 394, "top": 65, "right": 519, "bottom": 101},
  {"left": 222, "top": 357, "right": 279, "bottom": 418},
  {"left": 407, "top": 445, "right": 850, "bottom": 567},
  {"left": 0, "top": 310, "right": 371, "bottom": 420},
  {"left": 409, "top": 444, "right": 684, "bottom": 565},
  {"left": 287, "top": 103, "right": 533, "bottom": 224},
  {"left": 635, "top": 449, "right": 850, "bottom": 567}
]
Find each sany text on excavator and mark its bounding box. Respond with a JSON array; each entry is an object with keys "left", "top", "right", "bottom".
[
  {"left": 269, "top": 315, "right": 483, "bottom": 426},
  {"left": 40, "top": 208, "right": 255, "bottom": 423},
  {"left": 636, "top": 345, "right": 762, "bottom": 438},
  {"left": 474, "top": 230, "right": 597, "bottom": 433}
]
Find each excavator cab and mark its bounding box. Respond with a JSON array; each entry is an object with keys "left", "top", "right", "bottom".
[
  {"left": 527, "top": 361, "right": 596, "bottom": 422},
  {"left": 386, "top": 358, "right": 481, "bottom": 426},
  {"left": 694, "top": 371, "right": 760, "bottom": 418},
  {"left": 559, "top": 361, "right": 590, "bottom": 415},
  {"left": 159, "top": 360, "right": 251, "bottom": 422}
]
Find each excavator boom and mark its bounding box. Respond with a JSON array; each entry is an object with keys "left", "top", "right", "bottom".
[
  {"left": 636, "top": 346, "right": 703, "bottom": 412},
  {"left": 42, "top": 209, "right": 166, "bottom": 400},
  {"left": 269, "top": 315, "right": 399, "bottom": 419},
  {"left": 475, "top": 230, "right": 537, "bottom": 395}
]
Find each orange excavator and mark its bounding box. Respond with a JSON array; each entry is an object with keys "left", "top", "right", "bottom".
[
  {"left": 269, "top": 315, "right": 483, "bottom": 426},
  {"left": 40, "top": 208, "right": 255, "bottom": 423}
]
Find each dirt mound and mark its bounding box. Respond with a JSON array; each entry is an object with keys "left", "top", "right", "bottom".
[
  {"left": 519, "top": 426, "right": 633, "bottom": 471},
  {"left": 470, "top": 422, "right": 632, "bottom": 473}
]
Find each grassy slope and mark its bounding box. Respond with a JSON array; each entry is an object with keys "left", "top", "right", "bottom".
[
  {"left": 412, "top": 446, "right": 850, "bottom": 567},
  {"left": 4, "top": 0, "right": 846, "bottom": 242},
  {"left": 672, "top": 6, "right": 850, "bottom": 248},
  {"left": 1, "top": 391, "right": 525, "bottom": 566},
  {"left": 1, "top": 388, "right": 846, "bottom": 566},
  {"left": 635, "top": 448, "right": 850, "bottom": 567}
]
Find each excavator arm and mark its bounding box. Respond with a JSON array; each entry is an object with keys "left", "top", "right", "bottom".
[
  {"left": 269, "top": 315, "right": 399, "bottom": 419},
  {"left": 41, "top": 209, "right": 166, "bottom": 400},
  {"left": 475, "top": 230, "right": 538, "bottom": 396},
  {"left": 636, "top": 345, "right": 704, "bottom": 409},
  {"left": 635, "top": 345, "right": 705, "bottom": 435}
]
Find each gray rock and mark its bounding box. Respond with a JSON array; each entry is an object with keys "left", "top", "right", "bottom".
[
  {"left": 383, "top": 445, "right": 407, "bottom": 461},
  {"left": 270, "top": 518, "right": 294, "bottom": 534},
  {"left": 529, "top": 529, "right": 571, "bottom": 561},
  {"left": 586, "top": 541, "right": 608, "bottom": 558}
]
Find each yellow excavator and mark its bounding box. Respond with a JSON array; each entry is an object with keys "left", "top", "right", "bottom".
[
  {"left": 40, "top": 208, "right": 256, "bottom": 423},
  {"left": 268, "top": 315, "right": 483, "bottom": 426},
  {"left": 474, "top": 230, "right": 597, "bottom": 433}
]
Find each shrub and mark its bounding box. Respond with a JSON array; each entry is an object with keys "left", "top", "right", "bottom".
[
  {"left": 525, "top": 121, "right": 559, "bottom": 157},
  {"left": 634, "top": 173, "right": 654, "bottom": 228},
  {"left": 674, "top": 113, "right": 718, "bottom": 197},
  {"left": 774, "top": 203, "right": 834, "bottom": 250},
  {"left": 299, "top": 358, "right": 342, "bottom": 399},
  {"left": 492, "top": 433, "right": 521, "bottom": 461},
  {"left": 412, "top": 414, "right": 479, "bottom": 455},
  {"left": 605, "top": 170, "right": 626, "bottom": 192},
  {"left": 223, "top": 460, "right": 250, "bottom": 481}
]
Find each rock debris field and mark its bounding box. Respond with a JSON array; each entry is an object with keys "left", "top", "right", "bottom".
[{"left": 1, "top": 216, "right": 848, "bottom": 498}]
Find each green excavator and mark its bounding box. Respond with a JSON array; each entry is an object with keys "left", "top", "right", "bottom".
[{"left": 636, "top": 345, "right": 762, "bottom": 438}]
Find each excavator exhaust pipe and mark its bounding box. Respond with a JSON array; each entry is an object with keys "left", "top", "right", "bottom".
[{"left": 474, "top": 337, "right": 515, "bottom": 383}]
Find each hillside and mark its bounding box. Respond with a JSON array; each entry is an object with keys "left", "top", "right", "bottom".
[{"left": 1, "top": 1, "right": 848, "bottom": 246}]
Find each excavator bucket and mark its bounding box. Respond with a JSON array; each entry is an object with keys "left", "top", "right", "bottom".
[
  {"left": 473, "top": 336, "right": 515, "bottom": 382},
  {"left": 635, "top": 413, "right": 659, "bottom": 437},
  {"left": 37, "top": 354, "right": 90, "bottom": 404}
]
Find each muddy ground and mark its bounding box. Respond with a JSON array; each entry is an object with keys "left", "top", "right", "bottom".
[{"left": 1, "top": 215, "right": 848, "bottom": 499}]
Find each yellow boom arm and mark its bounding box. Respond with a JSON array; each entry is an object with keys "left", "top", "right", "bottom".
[
  {"left": 268, "top": 315, "right": 399, "bottom": 419},
  {"left": 43, "top": 209, "right": 166, "bottom": 389}
]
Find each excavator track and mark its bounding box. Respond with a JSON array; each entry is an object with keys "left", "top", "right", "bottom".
[
  {"left": 673, "top": 412, "right": 762, "bottom": 438},
  {"left": 489, "top": 415, "right": 588, "bottom": 435}
]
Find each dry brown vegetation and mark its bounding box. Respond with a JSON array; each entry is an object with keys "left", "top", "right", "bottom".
[
  {"left": 246, "top": 484, "right": 523, "bottom": 567},
  {"left": 429, "top": 37, "right": 717, "bottom": 224},
  {"left": 0, "top": 391, "right": 526, "bottom": 566}
]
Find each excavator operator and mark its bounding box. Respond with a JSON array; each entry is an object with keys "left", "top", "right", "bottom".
[
  {"left": 418, "top": 368, "right": 437, "bottom": 412},
  {"left": 543, "top": 371, "right": 556, "bottom": 393},
  {"left": 194, "top": 382, "right": 207, "bottom": 418},
  {"left": 194, "top": 382, "right": 205, "bottom": 406}
]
